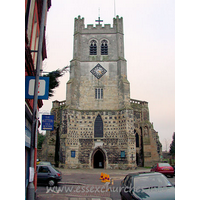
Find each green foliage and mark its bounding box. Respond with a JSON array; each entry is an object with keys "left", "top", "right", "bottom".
[
  {"left": 37, "top": 132, "right": 46, "bottom": 149},
  {"left": 169, "top": 132, "right": 175, "bottom": 157},
  {"left": 43, "top": 66, "right": 68, "bottom": 97}
]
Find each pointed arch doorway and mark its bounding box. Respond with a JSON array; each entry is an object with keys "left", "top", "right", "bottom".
[
  {"left": 94, "top": 150, "right": 104, "bottom": 168},
  {"left": 91, "top": 147, "right": 106, "bottom": 168}
]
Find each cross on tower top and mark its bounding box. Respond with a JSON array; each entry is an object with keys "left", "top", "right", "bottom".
[{"left": 95, "top": 16, "right": 103, "bottom": 25}]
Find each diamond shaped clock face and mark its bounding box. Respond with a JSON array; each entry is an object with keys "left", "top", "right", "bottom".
[{"left": 90, "top": 63, "right": 107, "bottom": 79}]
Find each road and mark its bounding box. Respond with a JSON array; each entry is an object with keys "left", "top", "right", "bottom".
[{"left": 36, "top": 168, "right": 175, "bottom": 200}]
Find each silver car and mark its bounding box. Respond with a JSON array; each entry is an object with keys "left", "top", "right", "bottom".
[{"left": 37, "top": 165, "right": 62, "bottom": 187}]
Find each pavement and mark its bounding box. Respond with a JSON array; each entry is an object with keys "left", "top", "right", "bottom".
[{"left": 36, "top": 167, "right": 174, "bottom": 200}]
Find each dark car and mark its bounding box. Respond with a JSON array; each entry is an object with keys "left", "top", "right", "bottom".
[
  {"left": 36, "top": 165, "right": 62, "bottom": 187},
  {"left": 151, "top": 163, "right": 174, "bottom": 177},
  {"left": 120, "top": 172, "right": 175, "bottom": 200}
]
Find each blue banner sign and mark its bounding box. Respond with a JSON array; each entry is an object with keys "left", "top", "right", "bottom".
[{"left": 42, "top": 115, "right": 54, "bottom": 131}]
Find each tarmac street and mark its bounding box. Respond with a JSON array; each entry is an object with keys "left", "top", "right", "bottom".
[{"left": 36, "top": 168, "right": 175, "bottom": 200}]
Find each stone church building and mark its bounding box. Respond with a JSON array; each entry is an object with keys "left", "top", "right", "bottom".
[{"left": 41, "top": 16, "right": 162, "bottom": 169}]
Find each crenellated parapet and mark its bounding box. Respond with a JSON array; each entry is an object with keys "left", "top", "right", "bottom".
[
  {"left": 74, "top": 15, "right": 123, "bottom": 34},
  {"left": 74, "top": 15, "right": 85, "bottom": 33},
  {"left": 113, "top": 15, "right": 123, "bottom": 34}
]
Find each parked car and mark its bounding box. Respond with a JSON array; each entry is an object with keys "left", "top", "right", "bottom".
[
  {"left": 120, "top": 172, "right": 175, "bottom": 200},
  {"left": 37, "top": 161, "right": 52, "bottom": 166},
  {"left": 36, "top": 159, "right": 40, "bottom": 165},
  {"left": 151, "top": 163, "right": 174, "bottom": 177},
  {"left": 36, "top": 165, "right": 62, "bottom": 187}
]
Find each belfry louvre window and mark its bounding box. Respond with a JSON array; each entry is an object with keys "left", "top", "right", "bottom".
[
  {"left": 101, "top": 40, "right": 108, "bottom": 55},
  {"left": 90, "top": 40, "right": 97, "bottom": 55},
  {"left": 95, "top": 88, "right": 103, "bottom": 99}
]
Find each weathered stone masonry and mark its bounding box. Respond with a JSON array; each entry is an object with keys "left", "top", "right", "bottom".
[{"left": 42, "top": 98, "right": 162, "bottom": 168}]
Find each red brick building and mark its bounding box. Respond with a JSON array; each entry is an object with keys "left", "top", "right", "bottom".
[{"left": 25, "top": 0, "right": 51, "bottom": 198}]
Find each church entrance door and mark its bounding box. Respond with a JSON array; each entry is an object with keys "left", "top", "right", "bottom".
[{"left": 93, "top": 150, "right": 104, "bottom": 168}]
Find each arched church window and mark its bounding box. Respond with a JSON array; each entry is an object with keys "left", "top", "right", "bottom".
[
  {"left": 90, "top": 40, "right": 97, "bottom": 55},
  {"left": 135, "top": 129, "right": 139, "bottom": 147},
  {"left": 94, "top": 114, "right": 103, "bottom": 137},
  {"left": 101, "top": 40, "right": 108, "bottom": 55},
  {"left": 136, "top": 133, "right": 139, "bottom": 147}
]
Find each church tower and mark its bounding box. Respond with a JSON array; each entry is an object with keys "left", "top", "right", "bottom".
[
  {"left": 64, "top": 16, "right": 136, "bottom": 169},
  {"left": 41, "top": 16, "right": 162, "bottom": 169},
  {"left": 66, "top": 15, "right": 130, "bottom": 110}
]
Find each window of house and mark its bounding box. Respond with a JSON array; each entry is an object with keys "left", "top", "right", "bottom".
[
  {"left": 95, "top": 88, "right": 103, "bottom": 99},
  {"left": 90, "top": 40, "right": 97, "bottom": 55},
  {"left": 101, "top": 40, "right": 108, "bottom": 55}
]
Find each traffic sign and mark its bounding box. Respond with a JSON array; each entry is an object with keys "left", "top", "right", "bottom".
[{"left": 25, "top": 76, "right": 49, "bottom": 99}]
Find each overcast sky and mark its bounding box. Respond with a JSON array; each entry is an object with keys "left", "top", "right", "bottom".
[{"left": 40, "top": 0, "right": 175, "bottom": 151}]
